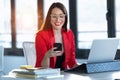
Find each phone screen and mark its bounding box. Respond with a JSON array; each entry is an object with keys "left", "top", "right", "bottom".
[{"left": 53, "top": 43, "right": 62, "bottom": 51}]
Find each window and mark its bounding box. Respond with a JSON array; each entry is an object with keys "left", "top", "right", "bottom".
[
  {"left": 0, "top": 0, "right": 11, "bottom": 48},
  {"left": 77, "top": 0, "right": 107, "bottom": 49},
  {"left": 15, "top": 0, "right": 37, "bottom": 48},
  {"left": 116, "top": 1, "right": 120, "bottom": 38}
]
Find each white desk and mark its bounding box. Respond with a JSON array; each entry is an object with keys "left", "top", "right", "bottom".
[
  {"left": 1, "top": 75, "right": 64, "bottom": 80},
  {"left": 1, "top": 71, "right": 120, "bottom": 80},
  {"left": 63, "top": 71, "right": 120, "bottom": 80},
  {"left": 2, "top": 56, "right": 120, "bottom": 80}
]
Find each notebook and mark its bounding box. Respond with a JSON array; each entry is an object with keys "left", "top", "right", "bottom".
[{"left": 88, "top": 38, "right": 120, "bottom": 63}]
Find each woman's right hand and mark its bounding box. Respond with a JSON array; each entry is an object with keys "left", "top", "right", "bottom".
[{"left": 45, "top": 47, "right": 62, "bottom": 58}]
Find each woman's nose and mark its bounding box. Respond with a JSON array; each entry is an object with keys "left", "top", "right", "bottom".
[{"left": 56, "top": 17, "right": 61, "bottom": 21}]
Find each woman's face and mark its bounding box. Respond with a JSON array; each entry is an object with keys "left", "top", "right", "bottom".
[{"left": 50, "top": 8, "right": 65, "bottom": 30}]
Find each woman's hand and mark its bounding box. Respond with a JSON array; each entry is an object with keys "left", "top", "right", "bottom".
[
  {"left": 45, "top": 47, "right": 63, "bottom": 58},
  {"left": 41, "top": 47, "right": 63, "bottom": 68}
]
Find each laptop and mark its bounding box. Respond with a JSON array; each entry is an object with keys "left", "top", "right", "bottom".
[
  {"left": 64, "top": 38, "right": 120, "bottom": 73},
  {"left": 88, "top": 38, "right": 120, "bottom": 63}
]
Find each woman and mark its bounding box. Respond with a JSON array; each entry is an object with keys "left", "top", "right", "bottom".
[{"left": 35, "top": 2, "right": 78, "bottom": 70}]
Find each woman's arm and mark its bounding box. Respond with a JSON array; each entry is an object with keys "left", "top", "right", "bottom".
[
  {"left": 41, "top": 47, "right": 62, "bottom": 68},
  {"left": 41, "top": 53, "right": 50, "bottom": 68},
  {"left": 35, "top": 31, "right": 62, "bottom": 68},
  {"left": 41, "top": 48, "right": 53, "bottom": 68},
  {"left": 35, "top": 32, "right": 48, "bottom": 67}
]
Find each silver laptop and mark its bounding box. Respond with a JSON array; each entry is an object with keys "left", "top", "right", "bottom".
[{"left": 88, "top": 38, "right": 120, "bottom": 63}]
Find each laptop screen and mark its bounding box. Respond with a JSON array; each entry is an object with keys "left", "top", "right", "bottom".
[{"left": 88, "top": 38, "right": 120, "bottom": 63}]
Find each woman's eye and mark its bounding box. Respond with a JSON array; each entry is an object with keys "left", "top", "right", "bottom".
[{"left": 60, "top": 15, "right": 65, "bottom": 18}]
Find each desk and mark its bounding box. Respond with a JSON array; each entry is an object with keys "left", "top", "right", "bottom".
[
  {"left": 63, "top": 71, "right": 120, "bottom": 80},
  {"left": 1, "top": 71, "right": 120, "bottom": 80}
]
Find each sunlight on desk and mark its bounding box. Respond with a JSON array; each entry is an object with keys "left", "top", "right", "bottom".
[
  {"left": 65, "top": 74, "right": 91, "bottom": 80},
  {"left": 63, "top": 72, "right": 91, "bottom": 80},
  {"left": 112, "top": 72, "right": 120, "bottom": 79}
]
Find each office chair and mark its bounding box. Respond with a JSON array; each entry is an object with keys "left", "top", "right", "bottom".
[
  {"left": 0, "top": 46, "right": 4, "bottom": 75},
  {"left": 22, "top": 42, "right": 36, "bottom": 67}
]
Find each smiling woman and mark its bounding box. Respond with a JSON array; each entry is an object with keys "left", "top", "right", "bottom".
[
  {"left": 50, "top": 8, "right": 66, "bottom": 30},
  {"left": 35, "top": 2, "right": 78, "bottom": 70}
]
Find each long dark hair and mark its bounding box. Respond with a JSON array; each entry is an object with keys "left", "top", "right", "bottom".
[{"left": 41, "top": 2, "right": 68, "bottom": 31}]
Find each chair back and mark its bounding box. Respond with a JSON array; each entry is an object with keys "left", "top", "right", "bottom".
[{"left": 22, "top": 42, "right": 36, "bottom": 67}]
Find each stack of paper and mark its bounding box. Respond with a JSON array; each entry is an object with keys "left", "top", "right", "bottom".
[{"left": 4, "top": 68, "right": 64, "bottom": 80}]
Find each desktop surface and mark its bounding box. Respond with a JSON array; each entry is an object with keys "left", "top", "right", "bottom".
[
  {"left": 63, "top": 71, "right": 120, "bottom": 80},
  {"left": 2, "top": 70, "right": 120, "bottom": 80},
  {"left": 2, "top": 57, "right": 120, "bottom": 80}
]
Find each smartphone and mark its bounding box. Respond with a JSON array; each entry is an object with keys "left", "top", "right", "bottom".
[{"left": 53, "top": 43, "right": 62, "bottom": 51}]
